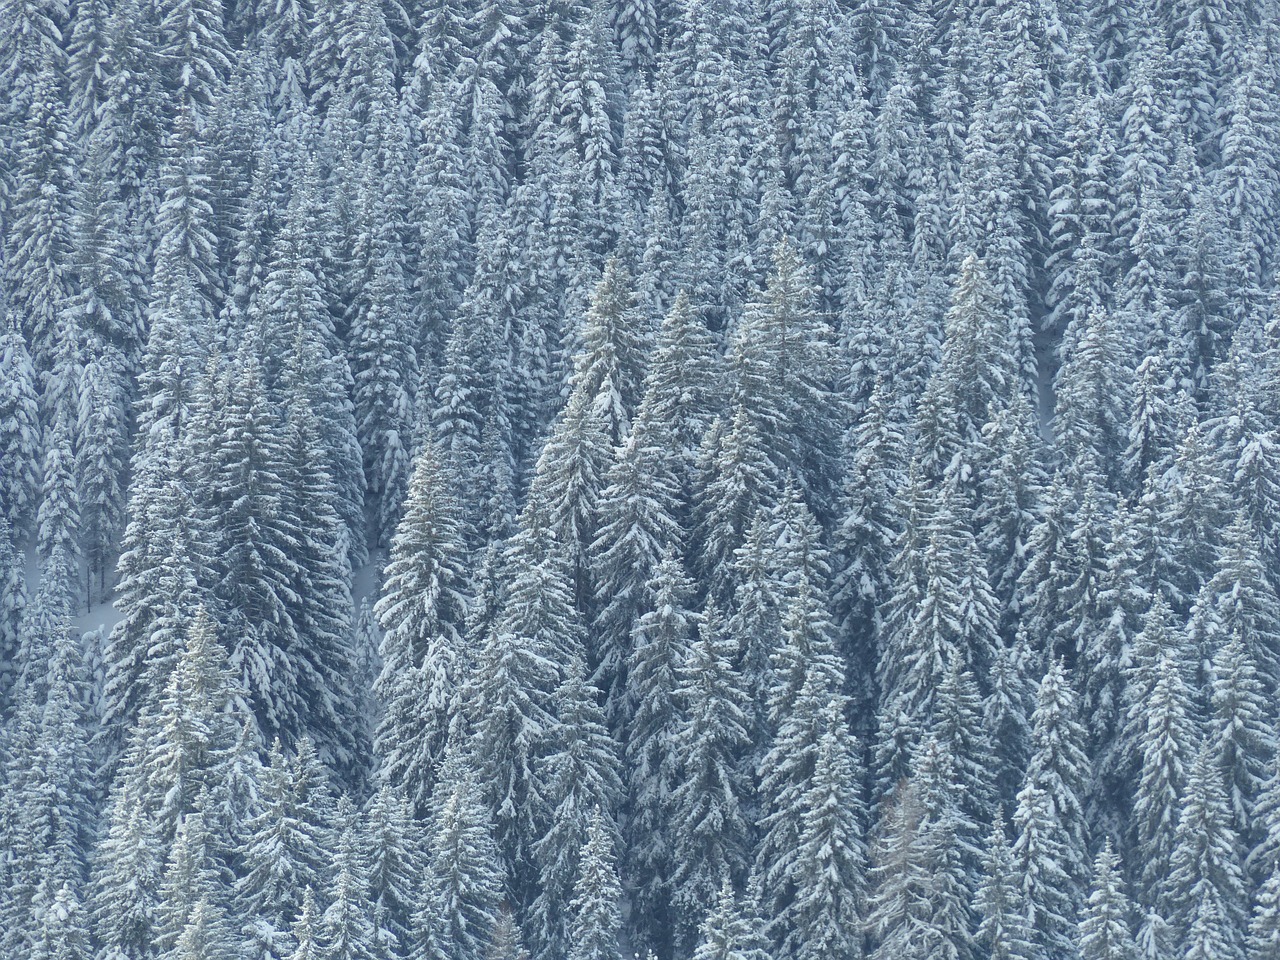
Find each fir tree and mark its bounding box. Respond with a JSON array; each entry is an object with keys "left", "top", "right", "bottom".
[
  {"left": 0, "top": 320, "right": 42, "bottom": 531},
  {"left": 1077, "top": 844, "right": 1139, "bottom": 960},
  {"left": 625, "top": 549, "right": 699, "bottom": 956},
  {"left": 415, "top": 748, "right": 506, "bottom": 960},
  {"left": 373, "top": 440, "right": 471, "bottom": 811},
  {"left": 669, "top": 604, "right": 753, "bottom": 948},
  {"left": 1167, "top": 744, "right": 1248, "bottom": 960},
  {"left": 566, "top": 809, "right": 623, "bottom": 960},
  {"left": 977, "top": 815, "right": 1036, "bottom": 960},
  {"left": 529, "top": 657, "right": 623, "bottom": 960}
]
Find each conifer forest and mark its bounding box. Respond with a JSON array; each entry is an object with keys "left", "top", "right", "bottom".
[{"left": 4, "top": 0, "right": 1280, "bottom": 957}]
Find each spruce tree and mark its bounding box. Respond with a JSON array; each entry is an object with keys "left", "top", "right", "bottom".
[
  {"left": 28, "top": 880, "right": 90, "bottom": 960},
  {"left": 529, "top": 657, "right": 623, "bottom": 960},
  {"left": 9, "top": 63, "right": 77, "bottom": 376},
  {"left": 1207, "top": 631, "right": 1274, "bottom": 846},
  {"left": 690, "top": 880, "right": 772, "bottom": 960},
  {"left": 1077, "top": 844, "right": 1139, "bottom": 960},
  {"left": 1022, "top": 660, "right": 1091, "bottom": 899},
  {"left": 567, "top": 809, "right": 623, "bottom": 960},
  {"left": 362, "top": 783, "right": 421, "bottom": 955},
  {"left": 237, "top": 740, "right": 333, "bottom": 953},
  {"left": 867, "top": 736, "right": 974, "bottom": 960},
  {"left": 977, "top": 815, "right": 1036, "bottom": 960},
  {"left": 625, "top": 549, "right": 698, "bottom": 956},
  {"left": 669, "top": 604, "right": 753, "bottom": 947},
  {"left": 76, "top": 348, "right": 129, "bottom": 603},
  {"left": 778, "top": 702, "right": 867, "bottom": 960},
  {"left": 319, "top": 798, "right": 378, "bottom": 960},
  {"left": 373, "top": 440, "right": 471, "bottom": 811},
  {"left": 590, "top": 414, "right": 683, "bottom": 729},
  {"left": 1133, "top": 654, "right": 1198, "bottom": 910},
  {"left": 415, "top": 747, "right": 505, "bottom": 960},
  {"left": 0, "top": 319, "right": 42, "bottom": 531},
  {"left": 468, "top": 513, "right": 582, "bottom": 889},
  {"left": 1167, "top": 744, "right": 1248, "bottom": 960}
]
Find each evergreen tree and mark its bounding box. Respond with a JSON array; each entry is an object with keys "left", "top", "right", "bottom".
[
  {"left": 9, "top": 64, "right": 76, "bottom": 376},
  {"left": 669, "top": 604, "right": 753, "bottom": 947},
  {"left": 468, "top": 514, "right": 582, "bottom": 889},
  {"left": 625, "top": 549, "right": 698, "bottom": 956},
  {"left": 1167, "top": 744, "right": 1248, "bottom": 960},
  {"left": 867, "top": 736, "right": 974, "bottom": 960},
  {"left": 566, "top": 809, "right": 623, "bottom": 960},
  {"left": 590, "top": 412, "right": 683, "bottom": 729},
  {"left": 1207, "top": 631, "right": 1274, "bottom": 846},
  {"left": 154, "top": 800, "right": 227, "bottom": 956},
  {"left": 0, "top": 320, "right": 41, "bottom": 531},
  {"left": 0, "top": 515, "right": 26, "bottom": 706},
  {"left": 169, "top": 899, "right": 238, "bottom": 960},
  {"left": 1, "top": 617, "right": 93, "bottom": 954},
  {"left": 977, "top": 815, "right": 1036, "bottom": 960},
  {"left": 237, "top": 740, "right": 333, "bottom": 955},
  {"left": 349, "top": 187, "right": 416, "bottom": 549},
  {"left": 724, "top": 240, "right": 842, "bottom": 511},
  {"left": 319, "top": 799, "right": 378, "bottom": 960},
  {"left": 76, "top": 348, "right": 129, "bottom": 602},
  {"left": 1133, "top": 654, "right": 1198, "bottom": 910},
  {"left": 155, "top": 0, "right": 232, "bottom": 121},
  {"left": 690, "top": 880, "right": 771, "bottom": 960},
  {"left": 1077, "top": 844, "right": 1139, "bottom": 960},
  {"left": 529, "top": 657, "right": 623, "bottom": 960},
  {"left": 415, "top": 748, "right": 506, "bottom": 960},
  {"left": 291, "top": 890, "right": 322, "bottom": 960},
  {"left": 28, "top": 880, "right": 90, "bottom": 960},
  {"left": 1013, "top": 780, "right": 1078, "bottom": 960},
  {"left": 373, "top": 440, "right": 471, "bottom": 811},
  {"left": 36, "top": 418, "right": 81, "bottom": 599},
  {"left": 1022, "top": 660, "right": 1091, "bottom": 900},
  {"left": 776, "top": 701, "right": 867, "bottom": 960},
  {"left": 361, "top": 783, "right": 420, "bottom": 955}
]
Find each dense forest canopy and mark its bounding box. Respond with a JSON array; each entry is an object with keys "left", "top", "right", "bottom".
[{"left": 2, "top": 0, "right": 1280, "bottom": 959}]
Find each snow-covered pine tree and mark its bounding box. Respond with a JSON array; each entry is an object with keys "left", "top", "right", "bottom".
[
  {"left": 373, "top": 439, "right": 470, "bottom": 812},
  {"left": 468, "top": 509, "right": 582, "bottom": 895},
  {"left": 529, "top": 656, "right": 623, "bottom": 960},
  {"left": 867, "top": 735, "right": 975, "bottom": 960},
  {"left": 690, "top": 879, "right": 771, "bottom": 960},
  {"left": 75, "top": 347, "right": 129, "bottom": 603},
  {"left": 362, "top": 782, "right": 422, "bottom": 956},
  {"left": 590, "top": 412, "right": 683, "bottom": 730},
  {"left": 414, "top": 746, "right": 505, "bottom": 960},
  {"left": 566, "top": 809, "right": 623, "bottom": 960},
  {"left": 319, "top": 797, "right": 379, "bottom": 960},
  {"left": 1166, "top": 743, "right": 1249, "bottom": 960},
  {"left": 669, "top": 603, "right": 753, "bottom": 948},
  {"left": 625, "top": 547, "right": 699, "bottom": 957},
  {"left": 1021, "top": 660, "right": 1091, "bottom": 902},
  {"left": 775, "top": 700, "right": 867, "bottom": 960},
  {"left": 0, "top": 320, "right": 41, "bottom": 532},
  {"left": 977, "top": 814, "right": 1035, "bottom": 960},
  {"left": 35, "top": 417, "right": 81, "bottom": 603},
  {"left": 1207, "top": 630, "right": 1274, "bottom": 848},
  {"left": 1077, "top": 843, "right": 1139, "bottom": 960},
  {"left": 236, "top": 740, "right": 334, "bottom": 957},
  {"left": 9, "top": 62, "right": 77, "bottom": 378}
]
